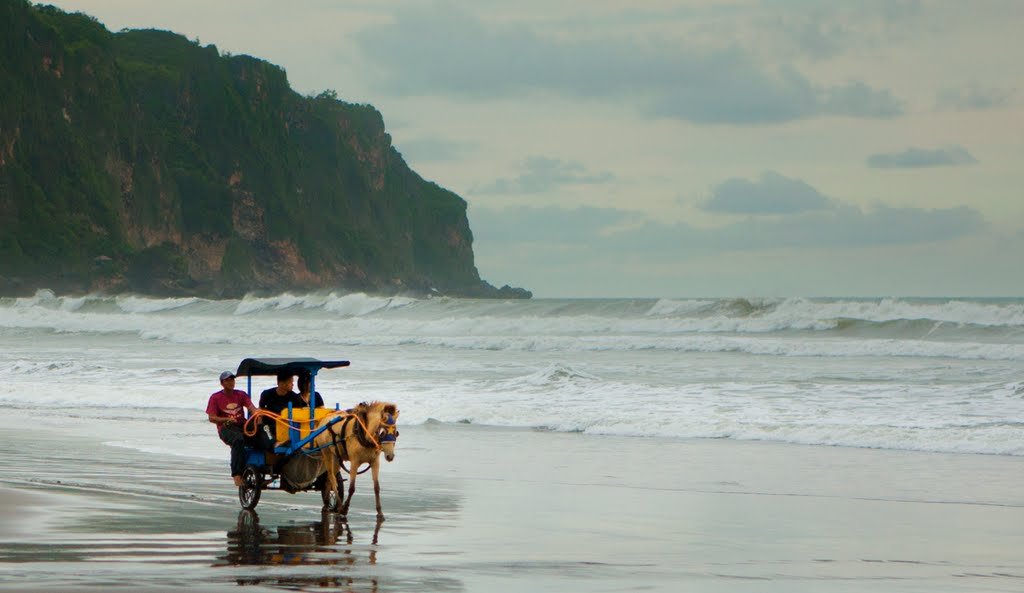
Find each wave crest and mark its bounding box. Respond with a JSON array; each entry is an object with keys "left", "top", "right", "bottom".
[
  {"left": 518, "top": 364, "right": 603, "bottom": 386},
  {"left": 233, "top": 291, "right": 417, "bottom": 316}
]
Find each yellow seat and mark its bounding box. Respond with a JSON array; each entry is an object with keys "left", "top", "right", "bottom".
[{"left": 276, "top": 407, "right": 336, "bottom": 448}]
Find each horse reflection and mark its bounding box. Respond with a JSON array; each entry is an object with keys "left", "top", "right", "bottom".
[{"left": 222, "top": 509, "right": 384, "bottom": 589}]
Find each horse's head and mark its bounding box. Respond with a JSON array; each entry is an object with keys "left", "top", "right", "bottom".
[{"left": 376, "top": 404, "right": 399, "bottom": 462}]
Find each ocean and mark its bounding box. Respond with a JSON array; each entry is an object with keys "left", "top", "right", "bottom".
[
  {"left": 2, "top": 289, "right": 1022, "bottom": 460},
  {"left": 4, "top": 288, "right": 1024, "bottom": 592}
]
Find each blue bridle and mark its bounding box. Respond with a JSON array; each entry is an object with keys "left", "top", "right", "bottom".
[{"left": 378, "top": 413, "right": 399, "bottom": 443}]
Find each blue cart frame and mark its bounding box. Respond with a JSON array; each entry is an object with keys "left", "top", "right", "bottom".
[{"left": 234, "top": 357, "right": 351, "bottom": 510}]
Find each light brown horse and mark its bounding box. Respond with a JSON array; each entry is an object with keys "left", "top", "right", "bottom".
[{"left": 313, "top": 401, "right": 399, "bottom": 519}]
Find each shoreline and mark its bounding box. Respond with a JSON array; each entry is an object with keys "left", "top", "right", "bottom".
[{"left": 2, "top": 419, "right": 1024, "bottom": 591}]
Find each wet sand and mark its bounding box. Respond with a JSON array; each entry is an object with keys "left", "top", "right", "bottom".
[{"left": 2, "top": 415, "right": 1024, "bottom": 592}]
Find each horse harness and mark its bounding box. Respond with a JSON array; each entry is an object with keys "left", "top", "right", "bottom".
[{"left": 327, "top": 407, "right": 399, "bottom": 470}]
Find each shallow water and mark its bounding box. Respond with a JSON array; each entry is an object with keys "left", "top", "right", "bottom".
[{"left": 2, "top": 421, "right": 1024, "bottom": 593}]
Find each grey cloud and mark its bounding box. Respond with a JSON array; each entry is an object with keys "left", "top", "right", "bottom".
[
  {"left": 612, "top": 205, "right": 987, "bottom": 253},
  {"left": 789, "top": 19, "right": 849, "bottom": 60},
  {"left": 937, "top": 84, "right": 1017, "bottom": 111},
  {"left": 469, "top": 205, "right": 634, "bottom": 243},
  {"left": 473, "top": 203, "right": 986, "bottom": 254},
  {"left": 876, "top": 0, "right": 924, "bottom": 22},
  {"left": 396, "top": 137, "right": 477, "bottom": 162},
  {"left": 696, "top": 204, "right": 984, "bottom": 250},
  {"left": 867, "top": 146, "right": 978, "bottom": 169},
  {"left": 754, "top": 1, "right": 932, "bottom": 66},
  {"left": 761, "top": 0, "right": 923, "bottom": 24},
  {"left": 354, "top": 4, "right": 903, "bottom": 124},
  {"left": 822, "top": 81, "right": 903, "bottom": 118},
  {"left": 644, "top": 62, "right": 822, "bottom": 124},
  {"left": 472, "top": 157, "right": 614, "bottom": 195},
  {"left": 703, "top": 171, "right": 834, "bottom": 214}
]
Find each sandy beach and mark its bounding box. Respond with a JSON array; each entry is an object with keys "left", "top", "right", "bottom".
[{"left": 0, "top": 411, "right": 1022, "bottom": 593}]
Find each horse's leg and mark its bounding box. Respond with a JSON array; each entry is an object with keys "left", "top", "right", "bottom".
[
  {"left": 324, "top": 453, "right": 340, "bottom": 512},
  {"left": 372, "top": 515, "right": 383, "bottom": 545},
  {"left": 371, "top": 458, "right": 384, "bottom": 520},
  {"left": 340, "top": 462, "right": 359, "bottom": 517},
  {"left": 370, "top": 515, "right": 383, "bottom": 564}
]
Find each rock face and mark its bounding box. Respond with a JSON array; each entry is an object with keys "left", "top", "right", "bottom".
[{"left": 0, "top": 0, "right": 529, "bottom": 299}]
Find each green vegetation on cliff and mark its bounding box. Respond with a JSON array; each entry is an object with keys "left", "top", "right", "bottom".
[{"left": 0, "top": 0, "right": 529, "bottom": 298}]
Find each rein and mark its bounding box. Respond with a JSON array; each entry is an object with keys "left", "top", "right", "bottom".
[
  {"left": 242, "top": 408, "right": 296, "bottom": 437},
  {"left": 352, "top": 411, "right": 379, "bottom": 450},
  {"left": 329, "top": 417, "right": 351, "bottom": 468},
  {"left": 246, "top": 405, "right": 397, "bottom": 470},
  {"left": 244, "top": 407, "right": 380, "bottom": 445},
  {"left": 327, "top": 412, "right": 377, "bottom": 476}
]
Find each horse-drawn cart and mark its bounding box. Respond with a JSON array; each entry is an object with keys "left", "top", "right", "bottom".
[{"left": 230, "top": 357, "right": 398, "bottom": 516}]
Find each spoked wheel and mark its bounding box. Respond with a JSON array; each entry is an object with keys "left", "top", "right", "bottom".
[
  {"left": 239, "top": 465, "right": 262, "bottom": 510},
  {"left": 320, "top": 471, "right": 343, "bottom": 512}
]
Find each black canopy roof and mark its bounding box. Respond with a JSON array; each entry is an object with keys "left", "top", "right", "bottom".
[{"left": 235, "top": 357, "right": 350, "bottom": 377}]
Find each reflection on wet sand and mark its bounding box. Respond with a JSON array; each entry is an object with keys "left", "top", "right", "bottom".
[{"left": 222, "top": 510, "right": 384, "bottom": 590}]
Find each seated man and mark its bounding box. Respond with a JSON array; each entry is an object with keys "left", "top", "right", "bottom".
[
  {"left": 206, "top": 371, "right": 257, "bottom": 487},
  {"left": 296, "top": 372, "right": 325, "bottom": 409},
  {"left": 259, "top": 372, "right": 297, "bottom": 414}
]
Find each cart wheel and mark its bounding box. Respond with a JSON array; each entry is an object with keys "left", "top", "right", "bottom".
[
  {"left": 239, "top": 466, "right": 262, "bottom": 510},
  {"left": 238, "top": 508, "right": 259, "bottom": 530},
  {"left": 320, "top": 471, "right": 342, "bottom": 512}
]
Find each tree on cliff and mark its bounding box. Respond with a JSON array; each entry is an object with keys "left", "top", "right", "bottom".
[{"left": 0, "top": 0, "right": 528, "bottom": 298}]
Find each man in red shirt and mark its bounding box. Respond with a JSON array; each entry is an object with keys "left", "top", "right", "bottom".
[{"left": 206, "top": 371, "right": 257, "bottom": 487}]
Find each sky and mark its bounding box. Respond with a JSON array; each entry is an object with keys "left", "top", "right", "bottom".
[{"left": 48, "top": 0, "right": 1024, "bottom": 298}]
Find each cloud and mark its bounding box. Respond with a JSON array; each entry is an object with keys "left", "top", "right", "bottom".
[
  {"left": 822, "top": 81, "right": 903, "bottom": 118},
  {"left": 636, "top": 204, "right": 986, "bottom": 252},
  {"left": 472, "top": 203, "right": 987, "bottom": 255},
  {"left": 786, "top": 18, "right": 850, "bottom": 60},
  {"left": 703, "top": 171, "right": 834, "bottom": 214},
  {"left": 937, "top": 84, "right": 1017, "bottom": 111},
  {"left": 469, "top": 205, "right": 633, "bottom": 243},
  {"left": 471, "top": 169, "right": 987, "bottom": 254},
  {"left": 472, "top": 157, "right": 614, "bottom": 195},
  {"left": 395, "top": 136, "right": 477, "bottom": 162},
  {"left": 354, "top": 4, "right": 904, "bottom": 124},
  {"left": 760, "top": 0, "right": 923, "bottom": 21},
  {"left": 757, "top": 1, "right": 924, "bottom": 62},
  {"left": 867, "top": 146, "right": 978, "bottom": 169}
]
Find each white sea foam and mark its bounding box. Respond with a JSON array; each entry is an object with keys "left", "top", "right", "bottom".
[
  {"left": 2, "top": 298, "right": 1023, "bottom": 360},
  {"left": 12, "top": 288, "right": 94, "bottom": 311},
  {"left": 322, "top": 292, "right": 417, "bottom": 316},
  {"left": 1, "top": 359, "right": 85, "bottom": 375},
  {"left": 5, "top": 366, "right": 1022, "bottom": 457},
  {"left": 645, "top": 296, "right": 1024, "bottom": 328},
  {"left": 232, "top": 291, "right": 415, "bottom": 316},
  {"left": 646, "top": 298, "right": 717, "bottom": 316},
  {"left": 3, "top": 291, "right": 1024, "bottom": 457},
  {"left": 115, "top": 295, "right": 202, "bottom": 314}
]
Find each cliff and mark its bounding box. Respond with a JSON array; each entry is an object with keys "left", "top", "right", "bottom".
[{"left": 0, "top": 0, "right": 530, "bottom": 299}]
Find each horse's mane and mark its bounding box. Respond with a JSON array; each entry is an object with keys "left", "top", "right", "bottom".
[
  {"left": 314, "top": 401, "right": 399, "bottom": 446},
  {"left": 351, "top": 401, "right": 399, "bottom": 432}
]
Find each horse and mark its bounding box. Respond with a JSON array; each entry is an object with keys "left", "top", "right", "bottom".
[{"left": 313, "top": 401, "right": 399, "bottom": 519}]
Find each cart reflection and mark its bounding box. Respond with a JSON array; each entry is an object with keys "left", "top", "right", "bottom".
[{"left": 222, "top": 509, "right": 384, "bottom": 590}]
